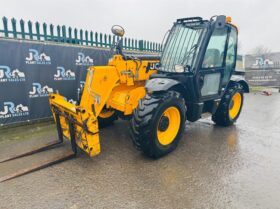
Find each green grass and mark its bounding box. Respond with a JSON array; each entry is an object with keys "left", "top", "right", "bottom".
[
  {"left": 249, "top": 86, "right": 279, "bottom": 93},
  {"left": 0, "top": 121, "right": 56, "bottom": 145}
]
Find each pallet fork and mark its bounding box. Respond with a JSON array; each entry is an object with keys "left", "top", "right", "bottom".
[{"left": 0, "top": 112, "right": 77, "bottom": 183}]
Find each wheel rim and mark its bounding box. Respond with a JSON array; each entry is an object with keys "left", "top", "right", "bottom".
[
  {"left": 99, "top": 109, "right": 115, "bottom": 118},
  {"left": 229, "top": 92, "right": 242, "bottom": 120},
  {"left": 157, "top": 106, "right": 181, "bottom": 146}
]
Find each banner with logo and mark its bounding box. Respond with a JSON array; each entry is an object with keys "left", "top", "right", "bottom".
[
  {"left": 244, "top": 53, "right": 280, "bottom": 87},
  {"left": 0, "top": 38, "right": 112, "bottom": 125},
  {"left": 245, "top": 69, "right": 280, "bottom": 86}
]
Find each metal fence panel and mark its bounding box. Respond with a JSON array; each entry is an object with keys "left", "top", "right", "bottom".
[{"left": 0, "top": 16, "right": 161, "bottom": 52}]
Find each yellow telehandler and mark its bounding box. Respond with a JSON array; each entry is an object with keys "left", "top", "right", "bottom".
[{"left": 0, "top": 15, "right": 249, "bottom": 182}]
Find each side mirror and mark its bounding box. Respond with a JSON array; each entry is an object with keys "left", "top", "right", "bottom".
[{"left": 111, "top": 25, "right": 125, "bottom": 37}]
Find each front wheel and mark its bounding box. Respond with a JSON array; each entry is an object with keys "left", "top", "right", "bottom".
[
  {"left": 212, "top": 83, "right": 244, "bottom": 126},
  {"left": 130, "top": 91, "right": 186, "bottom": 158}
]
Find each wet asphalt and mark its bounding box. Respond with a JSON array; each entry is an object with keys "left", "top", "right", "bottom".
[{"left": 0, "top": 93, "right": 280, "bottom": 209}]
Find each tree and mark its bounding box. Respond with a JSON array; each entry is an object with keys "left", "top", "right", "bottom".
[{"left": 251, "top": 45, "right": 271, "bottom": 57}]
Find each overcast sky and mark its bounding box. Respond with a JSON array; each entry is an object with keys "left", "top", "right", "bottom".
[{"left": 1, "top": 0, "right": 279, "bottom": 54}]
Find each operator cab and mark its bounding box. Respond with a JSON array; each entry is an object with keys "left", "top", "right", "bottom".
[{"left": 152, "top": 15, "right": 238, "bottom": 102}]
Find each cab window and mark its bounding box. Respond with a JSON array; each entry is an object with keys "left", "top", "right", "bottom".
[
  {"left": 202, "top": 27, "right": 228, "bottom": 68},
  {"left": 223, "top": 27, "right": 237, "bottom": 84}
]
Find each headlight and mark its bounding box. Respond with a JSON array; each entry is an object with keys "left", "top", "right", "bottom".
[{"left": 174, "top": 64, "right": 184, "bottom": 73}]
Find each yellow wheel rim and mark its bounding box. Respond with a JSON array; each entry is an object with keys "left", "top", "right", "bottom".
[
  {"left": 99, "top": 109, "right": 115, "bottom": 118},
  {"left": 157, "top": 106, "right": 181, "bottom": 146},
  {"left": 229, "top": 92, "right": 242, "bottom": 120}
]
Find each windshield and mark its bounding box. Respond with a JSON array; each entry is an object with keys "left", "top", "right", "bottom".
[{"left": 160, "top": 24, "right": 205, "bottom": 72}]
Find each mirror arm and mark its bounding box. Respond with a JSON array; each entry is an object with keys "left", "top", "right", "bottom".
[{"left": 115, "top": 39, "right": 126, "bottom": 59}]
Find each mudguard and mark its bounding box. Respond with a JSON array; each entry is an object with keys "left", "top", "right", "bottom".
[
  {"left": 230, "top": 75, "right": 249, "bottom": 93},
  {"left": 145, "top": 78, "right": 181, "bottom": 92}
]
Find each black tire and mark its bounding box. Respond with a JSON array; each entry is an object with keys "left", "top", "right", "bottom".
[
  {"left": 212, "top": 82, "right": 244, "bottom": 126},
  {"left": 130, "top": 91, "right": 186, "bottom": 159},
  {"left": 98, "top": 110, "right": 118, "bottom": 128}
]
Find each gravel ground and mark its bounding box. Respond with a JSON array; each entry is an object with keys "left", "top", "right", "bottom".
[{"left": 0, "top": 93, "right": 280, "bottom": 209}]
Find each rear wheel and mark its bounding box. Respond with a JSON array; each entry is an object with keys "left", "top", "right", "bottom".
[
  {"left": 98, "top": 109, "right": 118, "bottom": 128},
  {"left": 130, "top": 91, "right": 186, "bottom": 158},
  {"left": 212, "top": 83, "right": 244, "bottom": 126}
]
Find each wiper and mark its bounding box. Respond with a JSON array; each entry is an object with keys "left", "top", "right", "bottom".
[{"left": 181, "top": 44, "right": 198, "bottom": 68}]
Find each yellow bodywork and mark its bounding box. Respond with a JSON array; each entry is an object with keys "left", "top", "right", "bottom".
[{"left": 49, "top": 55, "right": 159, "bottom": 157}]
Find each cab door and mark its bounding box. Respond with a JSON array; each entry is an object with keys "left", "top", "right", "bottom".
[{"left": 198, "top": 26, "right": 234, "bottom": 101}]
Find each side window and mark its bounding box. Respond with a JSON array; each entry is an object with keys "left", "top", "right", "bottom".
[
  {"left": 202, "top": 27, "right": 228, "bottom": 68},
  {"left": 223, "top": 28, "right": 237, "bottom": 84}
]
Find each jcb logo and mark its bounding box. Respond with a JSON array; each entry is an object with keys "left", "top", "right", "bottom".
[
  {"left": 54, "top": 67, "right": 75, "bottom": 81},
  {"left": 29, "top": 82, "right": 54, "bottom": 98},
  {"left": 26, "top": 49, "right": 51, "bottom": 65},
  {"left": 0, "top": 65, "right": 25, "bottom": 82},
  {"left": 0, "top": 102, "right": 29, "bottom": 119},
  {"left": 147, "top": 63, "right": 160, "bottom": 70}
]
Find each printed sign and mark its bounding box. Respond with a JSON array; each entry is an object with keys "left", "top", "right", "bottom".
[
  {"left": 245, "top": 53, "right": 280, "bottom": 87},
  {"left": 0, "top": 65, "right": 26, "bottom": 82},
  {"left": 0, "top": 102, "right": 29, "bottom": 119},
  {"left": 0, "top": 38, "right": 111, "bottom": 125},
  {"left": 25, "top": 49, "right": 51, "bottom": 65}
]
